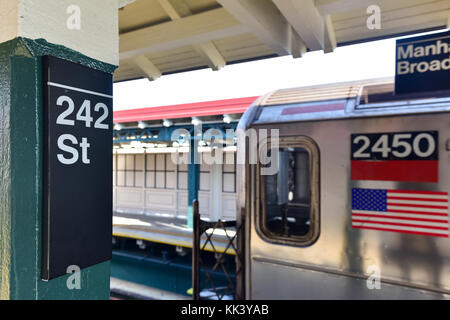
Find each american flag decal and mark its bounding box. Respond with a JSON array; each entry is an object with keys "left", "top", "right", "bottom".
[{"left": 352, "top": 188, "right": 449, "bottom": 237}]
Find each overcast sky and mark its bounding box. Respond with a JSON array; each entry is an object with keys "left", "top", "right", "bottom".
[{"left": 113, "top": 37, "right": 396, "bottom": 111}]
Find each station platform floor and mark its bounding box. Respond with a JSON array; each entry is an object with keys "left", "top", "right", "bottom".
[{"left": 113, "top": 212, "right": 236, "bottom": 255}]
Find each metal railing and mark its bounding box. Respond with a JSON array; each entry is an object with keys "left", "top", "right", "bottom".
[{"left": 192, "top": 200, "right": 244, "bottom": 300}]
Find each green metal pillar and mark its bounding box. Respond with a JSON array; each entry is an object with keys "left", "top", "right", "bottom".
[
  {"left": 0, "top": 37, "right": 116, "bottom": 300},
  {"left": 187, "top": 133, "right": 200, "bottom": 229}
]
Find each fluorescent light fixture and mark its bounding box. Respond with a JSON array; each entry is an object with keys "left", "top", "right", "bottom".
[
  {"left": 138, "top": 121, "right": 147, "bottom": 129},
  {"left": 163, "top": 119, "right": 173, "bottom": 127},
  {"left": 191, "top": 117, "right": 202, "bottom": 126},
  {"left": 223, "top": 114, "right": 232, "bottom": 124},
  {"left": 114, "top": 123, "right": 123, "bottom": 131}
]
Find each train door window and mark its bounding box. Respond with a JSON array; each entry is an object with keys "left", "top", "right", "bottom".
[{"left": 259, "top": 136, "right": 320, "bottom": 246}]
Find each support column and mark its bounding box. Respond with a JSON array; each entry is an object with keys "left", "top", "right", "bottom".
[
  {"left": 187, "top": 131, "right": 200, "bottom": 229},
  {"left": 0, "top": 0, "right": 119, "bottom": 300}
]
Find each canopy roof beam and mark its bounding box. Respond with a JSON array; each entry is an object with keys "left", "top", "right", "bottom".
[
  {"left": 120, "top": 7, "right": 248, "bottom": 60},
  {"left": 133, "top": 55, "right": 162, "bottom": 81},
  {"left": 273, "top": 0, "right": 336, "bottom": 52},
  {"left": 217, "top": 0, "right": 294, "bottom": 56},
  {"left": 157, "top": 0, "right": 226, "bottom": 70}
]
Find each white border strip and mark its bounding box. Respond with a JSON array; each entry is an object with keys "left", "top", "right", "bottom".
[
  {"left": 395, "top": 34, "right": 450, "bottom": 47},
  {"left": 47, "top": 82, "right": 113, "bottom": 99}
]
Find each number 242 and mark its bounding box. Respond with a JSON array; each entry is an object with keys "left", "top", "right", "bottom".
[{"left": 56, "top": 95, "right": 109, "bottom": 130}]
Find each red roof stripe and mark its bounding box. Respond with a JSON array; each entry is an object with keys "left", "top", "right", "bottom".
[{"left": 113, "top": 96, "right": 258, "bottom": 123}]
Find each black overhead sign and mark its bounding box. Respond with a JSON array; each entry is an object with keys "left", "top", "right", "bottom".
[
  {"left": 396, "top": 30, "right": 450, "bottom": 95},
  {"left": 42, "top": 56, "right": 113, "bottom": 280}
]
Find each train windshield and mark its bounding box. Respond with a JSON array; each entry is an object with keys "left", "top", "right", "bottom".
[{"left": 263, "top": 147, "right": 311, "bottom": 237}]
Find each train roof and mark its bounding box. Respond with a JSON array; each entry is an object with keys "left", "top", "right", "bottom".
[{"left": 245, "top": 77, "right": 450, "bottom": 126}]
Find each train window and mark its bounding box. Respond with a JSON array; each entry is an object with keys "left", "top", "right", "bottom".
[
  {"left": 259, "top": 136, "right": 320, "bottom": 246},
  {"left": 358, "top": 83, "right": 394, "bottom": 105},
  {"left": 357, "top": 82, "right": 450, "bottom": 108}
]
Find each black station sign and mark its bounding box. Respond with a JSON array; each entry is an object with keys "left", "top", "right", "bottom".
[
  {"left": 42, "top": 56, "right": 113, "bottom": 280},
  {"left": 396, "top": 30, "right": 450, "bottom": 95}
]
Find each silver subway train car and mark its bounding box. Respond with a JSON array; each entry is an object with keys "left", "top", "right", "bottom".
[{"left": 236, "top": 79, "right": 450, "bottom": 299}]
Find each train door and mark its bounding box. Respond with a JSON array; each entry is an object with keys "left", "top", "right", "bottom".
[{"left": 248, "top": 134, "right": 322, "bottom": 299}]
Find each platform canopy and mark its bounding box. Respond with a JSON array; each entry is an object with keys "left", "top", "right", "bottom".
[{"left": 116, "top": 0, "right": 450, "bottom": 82}]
